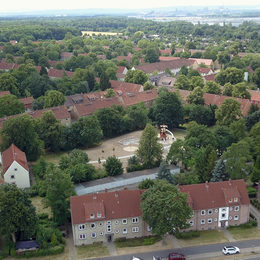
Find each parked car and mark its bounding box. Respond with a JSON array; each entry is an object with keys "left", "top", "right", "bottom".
[
  {"left": 132, "top": 257, "right": 144, "bottom": 260},
  {"left": 222, "top": 246, "right": 240, "bottom": 255},
  {"left": 168, "top": 252, "right": 186, "bottom": 260}
]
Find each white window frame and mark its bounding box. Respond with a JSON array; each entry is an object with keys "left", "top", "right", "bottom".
[
  {"left": 122, "top": 219, "right": 127, "bottom": 224},
  {"left": 201, "top": 210, "right": 206, "bottom": 215},
  {"left": 123, "top": 228, "right": 127, "bottom": 234},
  {"left": 90, "top": 213, "right": 95, "bottom": 219},
  {"left": 235, "top": 206, "right": 240, "bottom": 211},
  {"left": 132, "top": 227, "right": 139, "bottom": 233},
  {"left": 132, "top": 217, "right": 139, "bottom": 223},
  {"left": 115, "top": 229, "right": 120, "bottom": 234},
  {"left": 215, "top": 209, "right": 218, "bottom": 213},
  {"left": 208, "top": 209, "right": 213, "bottom": 215},
  {"left": 106, "top": 221, "right": 112, "bottom": 225},
  {"left": 208, "top": 218, "right": 212, "bottom": 224},
  {"left": 229, "top": 198, "right": 232, "bottom": 203},
  {"left": 97, "top": 213, "right": 102, "bottom": 218},
  {"left": 91, "top": 232, "right": 96, "bottom": 238},
  {"left": 90, "top": 223, "right": 96, "bottom": 229},
  {"left": 115, "top": 220, "right": 119, "bottom": 225},
  {"left": 234, "top": 197, "right": 238, "bottom": 202},
  {"left": 222, "top": 213, "right": 226, "bottom": 218},
  {"left": 229, "top": 216, "right": 232, "bottom": 220},
  {"left": 201, "top": 219, "right": 205, "bottom": 225},
  {"left": 234, "top": 215, "right": 239, "bottom": 221},
  {"left": 79, "top": 234, "right": 86, "bottom": 240},
  {"left": 107, "top": 225, "right": 112, "bottom": 233},
  {"left": 214, "top": 218, "right": 218, "bottom": 222},
  {"left": 189, "top": 221, "right": 194, "bottom": 226},
  {"left": 78, "top": 224, "right": 86, "bottom": 230},
  {"left": 100, "top": 232, "right": 104, "bottom": 236}
]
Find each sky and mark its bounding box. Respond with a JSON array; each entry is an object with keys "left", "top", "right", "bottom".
[{"left": 0, "top": 0, "right": 260, "bottom": 12}]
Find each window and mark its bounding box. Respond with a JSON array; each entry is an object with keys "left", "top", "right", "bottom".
[
  {"left": 201, "top": 219, "right": 205, "bottom": 225},
  {"left": 215, "top": 209, "right": 218, "bottom": 213},
  {"left": 115, "top": 229, "right": 120, "bottom": 234},
  {"left": 235, "top": 206, "right": 240, "bottom": 211},
  {"left": 222, "top": 208, "right": 226, "bottom": 212},
  {"left": 208, "top": 218, "right": 212, "bottom": 224},
  {"left": 100, "top": 232, "right": 104, "bottom": 236},
  {"left": 229, "top": 198, "right": 232, "bottom": 203},
  {"left": 14, "top": 168, "right": 17, "bottom": 171},
  {"left": 106, "top": 221, "right": 112, "bottom": 225},
  {"left": 132, "top": 217, "right": 139, "bottom": 223},
  {"left": 97, "top": 213, "right": 101, "bottom": 218},
  {"left": 91, "top": 233, "right": 96, "bottom": 238},
  {"left": 201, "top": 210, "right": 206, "bottom": 215},
  {"left": 147, "top": 226, "right": 152, "bottom": 231},
  {"left": 115, "top": 220, "right": 119, "bottom": 225},
  {"left": 208, "top": 209, "right": 213, "bottom": 215},
  {"left": 222, "top": 213, "right": 226, "bottom": 218},
  {"left": 11, "top": 175, "right": 15, "bottom": 179},
  {"left": 78, "top": 224, "right": 86, "bottom": 230},
  {"left": 234, "top": 197, "right": 238, "bottom": 202},
  {"left": 189, "top": 221, "right": 194, "bottom": 226},
  {"left": 99, "top": 222, "right": 103, "bottom": 226},
  {"left": 91, "top": 223, "right": 96, "bottom": 229},
  {"left": 123, "top": 228, "right": 127, "bottom": 234},
  {"left": 132, "top": 227, "right": 139, "bottom": 233},
  {"left": 234, "top": 215, "right": 239, "bottom": 221},
  {"left": 107, "top": 225, "right": 112, "bottom": 233},
  {"left": 90, "top": 213, "right": 95, "bottom": 219},
  {"left": 79, "top": 234, "right": 86, "bottom": 240},
  {"left": 214, "top": 218, "right": 218, "bottom": 222},
  {"left": 122, "top": 219, "right": 127, "bottom": 224},
  {"left": 229, "top": 216, "right": 232, "bottom": 220}
]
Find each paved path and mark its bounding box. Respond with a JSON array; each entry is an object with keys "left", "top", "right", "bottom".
[
  {"left": 104, "top": 242, "right": 118, "bottom": 256},
  {"left": 67, "top": 225, "right": 77, "bottom": 260},
  {"left": 223, "top": 229, "right": 235, "bottom": 242},
  {"left": 249, "top": 204, "right": 260, "bottom": 228}
]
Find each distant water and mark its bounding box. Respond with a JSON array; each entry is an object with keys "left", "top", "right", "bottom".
[{"left": 145, "top": 16, "right": 260, "bottom": 26}]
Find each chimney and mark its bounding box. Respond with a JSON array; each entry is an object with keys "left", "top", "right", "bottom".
[
  {"left": 229, "top": 179, "right": 232, "bottom": 186},
  {"left": 105, "top": 189, "right": 108, "bottom": 192},
  {"left": 115, "top": 192, "right": 119, "bottom": 198},
  {"left": 205, "top": 181, "right": 209, "bottom": 189}
]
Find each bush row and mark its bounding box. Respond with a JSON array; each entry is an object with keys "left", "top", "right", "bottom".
[
  {"left": 175, "top": 230, "right": 200, "bottom": 239},
  {"left": 228, "top": 220, "right": 257, "bottom": 230},
  {"left": 251, "top": 199, "right": 260, "bottom": 210}
]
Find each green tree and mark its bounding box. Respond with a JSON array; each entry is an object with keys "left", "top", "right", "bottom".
[
  {"left": 175, "top": 74, "right": 191, "bottom": 90},
  {"left": 137, "top": 123, "right": 163, "bottom": 168},
  {"left": 100, "top": 71, "right": 111, "bottom": 91},
  {"left": 103, "top": 156, "right": 123, "bottom": 176},
  {"left": 229, "top": 118, "right": 246, "bottom": 143},
  {"left": 223, "top": 83, "right": 233, "bottom": 96},
  {"left": 232, "top": 82, "right": 251, "bottom": 99},
  {"left": 143, "top": 81, "right": 154, "bottom": 90},
  {"left": 203, "top": 81, "right": 221, "bottom": 94},
  {"left": 44, "top": 165, "right": 74, "bottom": 225},
  {"left": 0, "top": 73, "right": 19, "bottom": 96},
  {"left": 0, "top": 94, "right": 25, "bottom": 117},
  {"left": 213, "top": 125, "right": 233, "bottom": 155},
  {"left": 253, "top": 68, "right": 260, "bottom": 88},
  {"left": 157, "top": 160, "right": 174, "bottom": 184},
  {"left": 246, "top": 110, "right": 260, "bottom": 131},
  {"left": 44, "top": 90, "right": 65, "bottom": 108},
  {"left": 186, "top": 87, "right": 204, "bottom": 105},
  {"left": 223, "top": 139, "right": 253, "bottom": 180},
  {"left": 141, "top": 180, "right": 192, "bottom": 236},
  {"left": 144, "top": 47, "right": 159, "bottom": 63},
  {"left": 0, "top": 184, "right": 38, "bottom": 242},
  {"left": 1, "top": 114, "right": 43, "bottom": 161},
  {"left": 152, "top": 91, "right": 184, "bottom": 129},
  {"left": 251, "top": 156, "right": 260, "bottom": 183},
  {"left": 138, "top": 179, "right": 155, "bottom": 189},
  {"left": 217, "top": 52, "right": 230, "bottom": 68},
  {"left": 125, "top": 70, "right": 148, "bottom": 85},
  {"left": 215, "top": 67, "right": 244, "bottom": 85},
  {"left": 210, "top": 158, "right": 229, "bottom": 182},
  {"left": 190, "top": 76, "right": 204, "bottom": 90},
  {"left": 215, "top": 98, "right": 242, "bottom": 126},
  {"left": 105, "top": 88, "right": 116, "bottom": 98},
  {"left": 36, "top": 111, "right": 64, "bottom": 152}
]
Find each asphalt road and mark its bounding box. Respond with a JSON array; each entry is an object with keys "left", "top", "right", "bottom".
[{"left": 93, "top": 239, "right": 260, "bottom": 260}]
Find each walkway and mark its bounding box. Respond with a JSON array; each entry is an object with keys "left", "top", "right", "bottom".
[
  {"left": 67, "top": 225, "right": 77, "bottom": 260},
  {"left": 249, "top": 204, "right": 260, "bottom": 228}
]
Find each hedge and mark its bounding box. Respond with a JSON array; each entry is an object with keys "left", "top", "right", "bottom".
[
  {"left": 251, "top": 199, "right": 260, "bottom": 210},
  {"left": 228, "top": 220, "right": 257, "bottom": 230}
]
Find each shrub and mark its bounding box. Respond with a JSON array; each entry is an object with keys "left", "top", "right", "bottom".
[
  {"left": 228, "top": 220, "right": 257, "bottom": 230},
  {"left": 247, "top": 187, "right": 257, "bottom": 198}
]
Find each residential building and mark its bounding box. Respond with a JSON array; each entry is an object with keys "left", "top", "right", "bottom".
[
  {"left": 1, "top": 144, "right": 30, "bottom": 188},
  {"left": 179, "top": 180, "right": 250, "bottom": 231},
  {"left": 70, "top": 189, "right": 152, "bottom": 245},
  {"left": 248, "top": 90, "right": 260, "bottom": 107},
  {"left": 0, "top": 91, "right": 11, "bottom": 97},
  {"left": 19, "top": 97, "right": 35, "bottom": 112},
  {"left": 117, "top": 66, "right": 128, "bottom": 81},
  {"left": 189, "top": 58, "right": 214, "bottom": 70}
]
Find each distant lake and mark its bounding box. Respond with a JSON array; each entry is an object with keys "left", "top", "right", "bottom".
[{"left": 142, "top": 16, "right": 260, "bottom": 26}]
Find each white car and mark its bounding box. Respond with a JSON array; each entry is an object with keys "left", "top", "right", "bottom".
[
  {"left": 132, "top": 257, "right": 144, "bottom": 260},
  {"left": 222, "top": 246, "right": 240, "bottom": 255}
]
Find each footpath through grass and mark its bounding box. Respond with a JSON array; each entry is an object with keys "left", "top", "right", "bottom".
[{"left": 76, "top": 242, "right": 109, "bottom": 259}]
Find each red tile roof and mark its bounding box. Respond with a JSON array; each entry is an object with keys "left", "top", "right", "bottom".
[
  {"left": 116, "top": 56, "right": 132, "bottom": 63},
  {"left": 249, "top": 90, "right": 260, "bottom": 105},
  {"left": 179, "top": 180, "right": 250, "bottom": 210},
  {"left": 110, "top": 80, "right": 142, "bottom": 94},
  {"left": 197, "top": 67, "right": 211, "bottom": 74},
  {"left": 190, "top": 49, "right": 206, "bottom": 56},
  {"left": 48, "top": 60, "right": 64, "bottom": 68},
  {"left": 203, "top": 73, "right": 217, "bottom": 81},
  {"left": 135, "top": 59, "right": 194, "bottom": 74},
  {"left": 60, "top": 52, "right": 73, "bottom": 59},
  {"left": 189, "top": 58, "right": 213, "bottom": 66},
  {"left": 75, "top": 97, "right": 122, "bottom": 117},
  {"left": 0, "top": 62, "right": 15, "bottom": 70},
  {"left": 70, "top": 189, "right": 143, "bottom": 224},
  {"left": 29, "top": 106, "right": 70, "bottom": 120},
  {"left": 117, "top": 66, "right": 127, "bottom": 74},
  {"left": 160, "top": 48, "right": 171, "bottom": 55},
  {"left": 48, "top": 69, "right": 74, "bottom": 78},
  {"left": 0, "top": 91, "right": 11, "bottom": 97},
  {"left": 121, "top": 89, "right": 158, "bottom": 107},
  {"left": 159, "top": 56, "right": 180, "bottom": 62},
  {"left": 2, "top": 144, "right": 29, "bottom": 174},
  {"left": 19, "top": 97, "right": 35, "bottom": 109}
]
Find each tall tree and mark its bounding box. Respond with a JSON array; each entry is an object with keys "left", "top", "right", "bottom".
[
  {"left": 211, "top": 158, "right": 229, "bottom": 182},
  {"left": 203, "top": 81, "right": 221, "bottom": 94},
  {"left": 0, "top": 94, "right": 25, "bottom": 117},
  {"left": 186, "top": 87, "right": 204, "bottom": 105},
  {"left": 144, "top": 47, "right": 159, "bottom": 63},
  {"left": 124, "top": 70, "right": 148, "bottom": 85},
  {"left": 44, "top": 165, "right": 74, "bottom": 225},
  {"left": 141, "top": 180, "right": 192, "bottom": 237},
  {"left": 1, "top": 114, "right": 43, "bottom": 161},
  {"left": 137, "top": 123, "right": 163, "bottom": 168},
  {"left": 103, "top": 156, "right": 123, "bottom": 176},
  {"left": 0, "top": 184, "right": 38, "bottom": 242},
  {"left": 215, "top": 98, "right": 242, "bottom": 126},
  {"left": 0, "top": 73, "right": 19, "bottom": 96},
  {"left": 44, "top": 90, "right": 65, "bottom": 108},
  {"left": 157, "top": 160, "right": 174, "bottom": 184},
  {"left": 100, "top": 71, "right": 111, "bottom": 91}
]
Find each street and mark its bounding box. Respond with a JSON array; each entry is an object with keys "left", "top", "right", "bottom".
[{"left": 92, "top": 239, "right": 260, "bottom": 260}]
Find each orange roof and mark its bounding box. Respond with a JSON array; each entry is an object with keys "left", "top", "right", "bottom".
[
  {"left": 19, "top": 97, "right": 34, "bottom": 108},
  {"left": 249, "top": 90, "right": 260, "bottom": 103},
  {"left": 2, "top": 144, "right": 29, "bottom": 174},
  {"left": 159, "top": 56, "right": 180, "bottom": 61},
  {"left": 179, "top": 180, "right": 250, "bottom": 210},
  {"left": 110, "top": 80, "right": 142, "bottom": 94},
  {"left": 70, "top": 189, "right": 143, "bottom": 224},
  {"left": 189, "top": 58, "right": 213, "bottom": 66}
]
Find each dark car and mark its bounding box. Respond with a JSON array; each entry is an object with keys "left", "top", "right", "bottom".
[{"left": 168, "top": 252, "right": 186, "bottom": 260}]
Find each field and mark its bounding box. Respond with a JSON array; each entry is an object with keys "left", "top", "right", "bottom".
[{"left": 81, "top": 31, "right": 122, "bottom": 36}]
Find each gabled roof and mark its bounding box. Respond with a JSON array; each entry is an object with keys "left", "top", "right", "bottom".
[
  {"left": 203, "top": 73, "right": 217, "bottom": 81},
  {"left": 249, "top": 90, "right": 260, "bottom": 103},
  {"left": 48, "top": 69, "right": 74, "bottom": 78},
  {"left": 189, "top": 58, "right": 213, "bottom": 66},
  {"left": 19, "top": 97, "right": 34, "bottom": 107},
  {"left": 197, "top": 67, "right": 211, "bottom": 74},
  {"left": 110, "top": 80, "right": 142, "bottom": 94},
  {"left": 29, "top": 106, "right": 70, "bottom": 120},
  {"left": 0, "top": 91, "right": 11, "bottom": 97},
  {"left": 117, "top": 66, "right": 127, "bottom": 74},
  {"left": 179, "top": 179, "right": 250, "bottom": 210},
  {"left": 70, "top": 189, "right": 143, "bottom": 224},
  {"left": 135, "top": 59, "right": 194, "bottom": 74},
  {"left": 159, "top": 56, "right": 180, "bottom": 62},
  {"left": 0, "top": 62, "right": 15, "bottom": 70},
  {"left": 160, "top": 48, "right": 171, "bottom": 55},
  {"left": 2, "top": 144, "right": 29, "bottom": 174}
]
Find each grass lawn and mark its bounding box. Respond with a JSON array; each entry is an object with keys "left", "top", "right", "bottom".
[
  {"left": 177, "top": 230, "right": 228, "bottom": 247},
  {"left": 76, "top": 242, "right": 109, "bottom": 259},
  {"left": 30, "top": 196, "right": 52, "bottom": 217},
  {"left": 115, "top": 236, "right": 161, "bottom": 248},
  {"left": 228, "top": 227, "right": 260, "bottom": 240},
  {"left": 172, "top": 128, "right": 187, "bottom": 140},
  {"left": 40, "top": 151, "right": 68, "bottom": 165}
]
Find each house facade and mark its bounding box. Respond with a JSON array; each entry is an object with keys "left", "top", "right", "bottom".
[
  {"left": 1, "top": 144, "right": 30, "bottom": 188},
  {"left": 179, "top": 180, "right": 250, "bottom": 231},
  {"left": 70, "top": 190, "right": 152, "bottom": 246}
]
